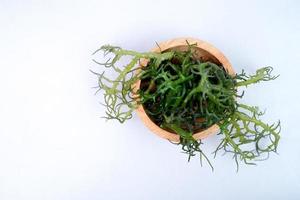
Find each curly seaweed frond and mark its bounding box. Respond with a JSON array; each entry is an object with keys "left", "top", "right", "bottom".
[
  {"left": 92, "top": 45, "right": 174, "bottom": 123},
  {"left": 236, "top": 66, "right": 279, "bottom": 87},
  {"left": 163, "top": 123, "right": 214, "bottom": 171},
  {"left": 215, "top": 103, "right": 281, "bottom": 171}
]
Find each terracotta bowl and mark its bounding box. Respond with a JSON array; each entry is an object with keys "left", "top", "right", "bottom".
[{"left": 135, "top": 37, "right": 235, "bottom": 142}]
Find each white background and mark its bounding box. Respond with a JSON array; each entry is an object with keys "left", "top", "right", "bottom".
[{"left": 1, "top": 0, "right": 300, "bottom": 199}]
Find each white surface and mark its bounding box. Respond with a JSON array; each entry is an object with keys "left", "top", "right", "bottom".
[{"left": 0, "top": 0, "right": 300, "bottom": 199}]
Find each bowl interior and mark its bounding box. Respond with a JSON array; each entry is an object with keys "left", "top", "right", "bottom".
[
  {"left": 135, "top": 38, "right": 232, "bottom": 142},
  {"left": 141, "top": 45, "right": 223, "bottom": 134}
]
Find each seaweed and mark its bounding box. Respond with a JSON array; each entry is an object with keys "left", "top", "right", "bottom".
[{"left": 92, "top": 43, "right": 281, "bottom": 171}]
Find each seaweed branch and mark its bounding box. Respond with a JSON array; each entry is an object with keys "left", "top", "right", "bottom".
[
  {"left": 163, "top": 123, "right": 214, "bottom": 171},
  {"left": 215, "top": 103, "right": 280, "bottom": 171},
  {"left": 92, "top": 45, "right": 174, "bottom": 123},
  {"left": 236, "top": 67, "right": 279, "bottom": 87}
]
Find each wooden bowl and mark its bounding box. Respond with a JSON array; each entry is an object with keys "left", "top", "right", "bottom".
[{"left": 135, "top": 37, "right": 235, "bottom": 142}]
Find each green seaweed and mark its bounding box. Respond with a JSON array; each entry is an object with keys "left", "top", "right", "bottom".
[{"left": 92, "top": 43, "right": 281, "bottom": 171}]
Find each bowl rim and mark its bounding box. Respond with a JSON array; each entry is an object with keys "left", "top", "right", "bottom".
[{"left": 135, "top": 37, "right": 235, "bottom": 142}]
